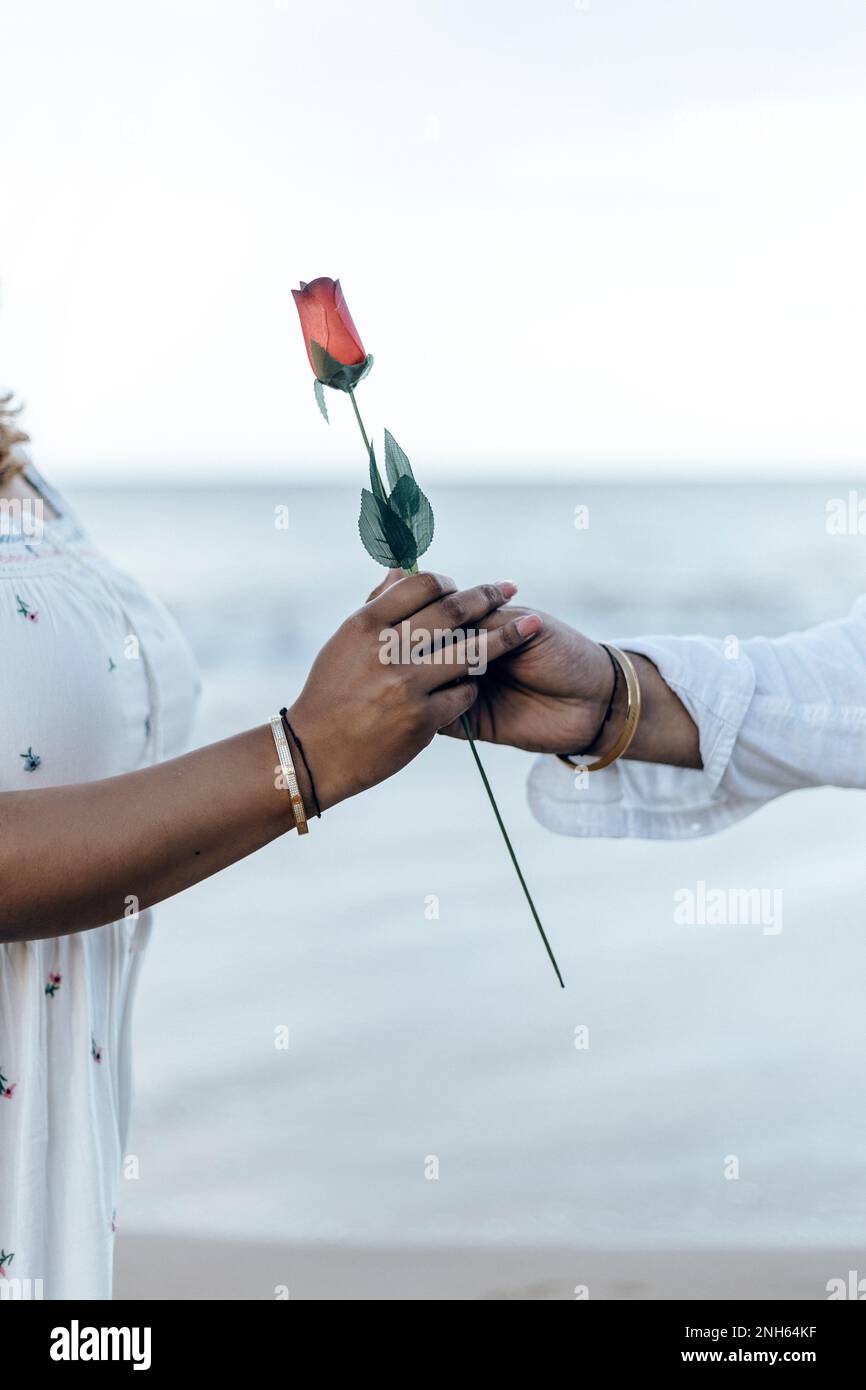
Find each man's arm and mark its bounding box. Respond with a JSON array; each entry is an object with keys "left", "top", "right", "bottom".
[
  {"left": 577, "top": 649, "right": 701, "bottom": 770},
  {"left": 442, "top": 606, "right": 701, "bottom": 768},
  {"left": 443, "top": 596, "right": 866, "bottom": 839}
]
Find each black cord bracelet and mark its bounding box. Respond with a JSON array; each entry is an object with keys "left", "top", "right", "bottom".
[
  {"left": 279, "top": 708, "right": 322, "bottom": 819},
  {"left": 572, "top": 644, "right": 619, "bottom": 756}
]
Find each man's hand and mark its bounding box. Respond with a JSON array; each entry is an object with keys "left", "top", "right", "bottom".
[
  {"left": 365, "top": 574, "right": 701, "bottom": 768},
  {"left": 442, "top": 604, "right": 702, "bottom": 770},
  {"left": 441, "top": 605, "right": 615, "bottom": 754}
]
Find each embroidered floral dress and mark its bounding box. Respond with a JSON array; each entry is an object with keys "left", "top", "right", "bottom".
[{"left": 0, "top": 464, "right": 199, "bottom": 1298}]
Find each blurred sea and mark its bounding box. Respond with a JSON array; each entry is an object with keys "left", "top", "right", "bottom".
[{"left": 73, "top": 479, "right": 866, "bottom": 1250}]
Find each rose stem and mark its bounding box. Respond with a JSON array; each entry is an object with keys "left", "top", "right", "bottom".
[
  {"left": 348, "top": 388, "right": 372, "bottom": 455},
  {"left": 459, "top": 722, "right": 564, "bottom": 988},
  {"left": 345, "top": 390, "right": 563, "bottom": 987}
]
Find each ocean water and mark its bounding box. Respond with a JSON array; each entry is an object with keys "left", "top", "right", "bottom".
[{"left": 73, "top": 479, "right": 866, "bottom": 1250}]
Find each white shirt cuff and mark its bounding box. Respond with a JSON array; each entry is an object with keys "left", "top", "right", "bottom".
[{"left": 527, "top": 636, "right": 757, "bottom": 840}]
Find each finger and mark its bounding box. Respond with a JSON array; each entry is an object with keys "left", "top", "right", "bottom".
[
  {"left": 408, "top": 581, "right": 517, "bottom": 645},
  {"left": 439, "top": 717, "right": 475, "bottom": 739},
  {"left": 365, "top": 568, "right": 404, "bottom": 604},
  {"left": 428, "top": 678, "right": 479, "bottom": 730},
  {"left": 365, "top": 570, "right": 456, "bottom": 625},
  {"left": 437, "top": 693, "right": 480, "bottom": 739},
  {"left": 484, "top": 611, "right": 543, "bottom": 662},
  {"left": 418, "top": 612, "right": 543, "bottom": 688}
]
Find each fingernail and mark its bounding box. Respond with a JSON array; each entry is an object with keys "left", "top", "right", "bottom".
[
  {"left": 497, "top": 581, "right": 518, "bottom": 598},
  {"left": 516, "top": 613, "right": 542, "bottom": 637}
]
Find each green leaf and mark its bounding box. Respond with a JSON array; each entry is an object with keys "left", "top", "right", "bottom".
[
  {"left": 388, "top": 473, "right": 421, "bottom": 520},
  {"left": 388, "top": 475, "right": 434, "bottom": 558},
  {"left": 410, "top": 488, "right": 434, "bottom": 557},
  {"left": 309, "top": 338, "right": 344, "bottom": 382},
  {"left": 313, "top": 378, "right": 329, "bottom": 423},
  {"left": 384, "top": 428, "right": 415, "bottom": 490},
  {"left": 408, "top": 487, "right": 434, "bottom": 557},
  {"left": 373, "top": 495, "right": 417, "bottom": 568},
  {"left": 369, "top": 444, "right": 387, "bottom": 503},
  {"left": 309, "top": 339, "right": 374, "bottom": 392},
  {"left": 358, "top": 489, "right": 418, "bottom": 569}
]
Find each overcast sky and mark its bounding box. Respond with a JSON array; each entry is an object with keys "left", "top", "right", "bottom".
[{"left": 1, "top": 0, "right": 865, "bottom": 480}]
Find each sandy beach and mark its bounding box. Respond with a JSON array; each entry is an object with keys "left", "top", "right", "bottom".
[{"left": 113, "top": 1236, "right": 858, "bottom": 1300}]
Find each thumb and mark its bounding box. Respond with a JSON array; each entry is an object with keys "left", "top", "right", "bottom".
[{"left": 365, "top": 567, "right": 405, "bottom": 603}]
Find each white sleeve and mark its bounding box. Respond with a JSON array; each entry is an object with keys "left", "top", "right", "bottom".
[{"left": 527, "top": 596, "right": 866, "bottom": 841}]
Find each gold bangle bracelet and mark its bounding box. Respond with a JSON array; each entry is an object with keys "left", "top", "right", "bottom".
[
  {"left": 556, "top": 643, "right": 642, "bottom": 774},
  {"left": 269, "top": 715, "right": 309, "bottom": 834}
]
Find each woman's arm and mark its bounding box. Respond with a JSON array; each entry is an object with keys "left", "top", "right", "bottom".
[
  {"left": 0, "top": 726, "right": 306, "bottom": 939},
  {"left": 0, "top": 572, "right": 540, "bottom": 941}
]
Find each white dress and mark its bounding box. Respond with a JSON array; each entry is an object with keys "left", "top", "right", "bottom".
[{"left": 0, "top": 463, "right": 199, "bottom": 1299}]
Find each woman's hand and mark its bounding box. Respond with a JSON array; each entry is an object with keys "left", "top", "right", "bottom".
[{"left": 285, "top": 572, "right": 542, "bottom": 809}]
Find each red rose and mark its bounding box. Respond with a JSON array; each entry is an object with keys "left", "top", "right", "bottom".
[{"left": 292, "top": 278, "right": 372, "bottom": 391}]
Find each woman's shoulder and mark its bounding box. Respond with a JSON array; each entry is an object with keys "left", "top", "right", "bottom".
[
  {"left": 0, "top": 460, "right": 89, "bottom": 573},
  {"left": 18, "top": 461, "right": 76, "bottom": 525}
]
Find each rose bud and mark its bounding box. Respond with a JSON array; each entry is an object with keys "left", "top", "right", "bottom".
[{"left": 292, "top": 277, "right": 373, "bottom": 391}]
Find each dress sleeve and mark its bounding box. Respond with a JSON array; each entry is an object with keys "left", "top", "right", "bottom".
[{"left": 527, "top": 595, "right": 866, "bottom": 841}]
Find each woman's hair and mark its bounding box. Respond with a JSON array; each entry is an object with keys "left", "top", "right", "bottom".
[{"left": 0, "top": 392, "right": 28, "bottom": 482}]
